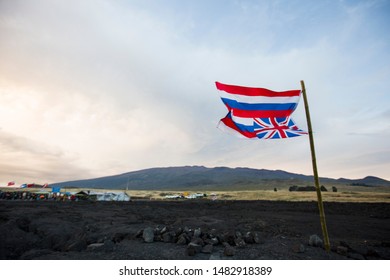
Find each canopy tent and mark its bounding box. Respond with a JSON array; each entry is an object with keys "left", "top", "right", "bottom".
[{"left": 91, "top": 192, "right": 130, "bottom": 201}]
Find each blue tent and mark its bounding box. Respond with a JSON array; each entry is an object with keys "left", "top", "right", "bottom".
[{"left": 52, "top": 187, "right": 61, "bottom": 193}]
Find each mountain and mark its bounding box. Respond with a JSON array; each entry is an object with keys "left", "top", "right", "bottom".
[
  {"left": 336, "top": 176, "right": 390, "bottom": 187},
  {"left": 51, "top": 166, "right": 390, "bottom": 190}
]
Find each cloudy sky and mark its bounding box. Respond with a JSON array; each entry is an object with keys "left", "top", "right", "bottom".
[{"left": 0, "top": 0, "right": 389, "bottom": 185}]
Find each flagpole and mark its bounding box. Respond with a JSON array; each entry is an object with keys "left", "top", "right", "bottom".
[{"left": 300, "top": 80, "right": 330, "bottom": 252}]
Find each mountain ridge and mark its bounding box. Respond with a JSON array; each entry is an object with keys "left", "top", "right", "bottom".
[{"left": 51, "top": 166, "right": 390, "bottom": 190}]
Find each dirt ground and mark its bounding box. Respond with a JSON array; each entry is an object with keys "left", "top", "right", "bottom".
[{"left": 0, "top": 200, "right": 389, "bottom": 260}]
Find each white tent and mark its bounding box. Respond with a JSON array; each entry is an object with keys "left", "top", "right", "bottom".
[{"left": 95, "top": 192, "right": 130, "bottom": 201}]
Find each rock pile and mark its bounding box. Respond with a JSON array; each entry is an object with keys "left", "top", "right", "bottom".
[
  {"left": 136, "top": 226, "right": 264, "bottom": 257},
  {"left": 307, "top": 235, "right": 378, "bottom": 260}
]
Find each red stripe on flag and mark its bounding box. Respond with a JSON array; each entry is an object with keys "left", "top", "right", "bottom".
[
  {"left": 232, "top": 109, "right": 294, "bottom": 118},
  {"left": 216, "top": 81, "right": 301, "bottom": 97}
]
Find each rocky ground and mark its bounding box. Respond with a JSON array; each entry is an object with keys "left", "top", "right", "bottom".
[{"left": 0, "top": 200, "right": 389, "bottom": 260}]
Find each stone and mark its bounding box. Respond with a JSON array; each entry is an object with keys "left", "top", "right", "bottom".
[
  {"left": 183, "top": 226, "right": 191, "bottom": 234},
  {"left": 210, "top": 237, "right": 219, "bottom": 245},
  {"left": 292, "top": 243, "right": 306, "bottom": 253},
  {"left": 336, "top": 246, "right": 348, "bottom": 256},
  {"left": 244, "top": 232, "right": 255, "bottom": 244},
  {"left": 234, "top": 237, "right": 246, "bottom": 247},
  {"left": 142, "top": 227, "right": 154, "bottom": 243},
  {"left": 224, "top": 245, "right": 236, "bottom": 257},
  {"left": 135, "top": 229, "right": 143, "bottom": 238},
  {"left": 253, "top": 232, "right": 264, "bottom": 244},
  {"left": 209, "top": 229, "right": 218, "bottom": 238},
  {"left": 153, "top": 235, "right": 162, "bottom": 242},
  {"left": 177, "top": 235, "right": 188, "bottom": 245},
  {"left": 201, "top": 244, "right": 213, "bottom": 254},
  {"left": 102, "top": 239, "right": 115, "bottom": 252},
  {"left": 87, "top": 243, "right": 104, "bottom": 251},
  {"left": 162, "top": 232, "right": 174, "bottom": 243},
  {"left": 112, "top": 232, "right": 126, "bottom": 243},
  {"left": 309, "top": 234, "right": 323, "bottom": 247},
  {"left": 222, "top": 232, "right": 236, "bottom": 246},
  {"left": 160, "top": 226, "right": 168, "bottom": 235},
  {"left": 194, "top": 228, "right": 202, "bottom": 238},
  {"left": 191, "top": 237, "right": 204, "bottom": 246},
  {"left": 175, "top": 227, "right": 183, "bottom": 236},
  {"left": 154, "top": 226, "right": 162, "bottom": 235},
  {"left": 185, "top": 229, "right": 194, "bottom": 239},
  {"left": 204, "top": 237, "right": 219, "bottom": 245},
  {"left": 182, "top": 232, "right": 191, "bottom": 242},
  {"left": 187, "top": 242, "right": 202, "bottom": 256}
]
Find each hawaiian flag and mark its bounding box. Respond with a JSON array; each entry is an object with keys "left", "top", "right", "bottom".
[{"left": 216, "top": 81, "right": 307, "bottom": 139}]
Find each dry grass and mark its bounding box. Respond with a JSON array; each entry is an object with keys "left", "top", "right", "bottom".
[
  {"left": 2, "top": 187, "right": 389, "bottom": 203},
  {"left": 222, "top": 190, "right": 390, "bottom": 203},
  {"left": 126, "top": 189, "right": 390, "bottom": 203}
]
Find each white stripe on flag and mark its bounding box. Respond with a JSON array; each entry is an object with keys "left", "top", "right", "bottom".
[
  {"left": 231, "top": 113, "right": 254, "bottom": 126},
  {"left": 219, "top": 91, "right": 301, "bottom": 104}
]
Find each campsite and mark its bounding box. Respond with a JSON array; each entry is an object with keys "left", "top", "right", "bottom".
[{"left": 0, "top": 190, "right": 389, "bottom": 260}]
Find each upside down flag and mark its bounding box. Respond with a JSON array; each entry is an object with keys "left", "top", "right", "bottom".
[{"left": 216, "top": 81, "right": 307, "bottom": 139}]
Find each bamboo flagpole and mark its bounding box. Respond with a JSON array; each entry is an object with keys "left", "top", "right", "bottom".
[{"left": 300, "top": 80, "right": 331, "bottom": 252}]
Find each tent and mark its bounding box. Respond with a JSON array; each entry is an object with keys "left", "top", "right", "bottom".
[
  {"left": 52, "top": 187, "right": 61, "bottom": 193},
  {"left": 93, "top": 192, "right": 130, "bottom": 201},
  {"left": 75, "top": 191, "right": 90, "bottom": 200}
]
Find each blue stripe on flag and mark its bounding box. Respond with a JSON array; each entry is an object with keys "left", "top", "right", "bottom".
[
  {"left": 234, "top": 120, "right": 254, "bottom": 134},
  {"left": 221, "top": 98, "right": 298, "bottom": 112}
]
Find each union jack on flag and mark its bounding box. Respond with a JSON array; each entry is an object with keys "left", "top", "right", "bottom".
[
  {"left": 254, "top": 117, "right": 307, "bottom": 139},
  {"left": 215, "top": 81, "right": 307, "bottom": 140}
]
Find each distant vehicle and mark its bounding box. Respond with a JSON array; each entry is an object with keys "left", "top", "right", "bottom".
[
  {"left": 164, "top": 194, "right": 183, "bottom": 199},
  {"left": 185, "top": 193, "right": 205, "bottom": 199}
]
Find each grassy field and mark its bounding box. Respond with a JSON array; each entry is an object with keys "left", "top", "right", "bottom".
[
  {"left": 2, "top": 185, "right": 390, "bottom": 203},
  {"left": 125, "top": 189, "right": 390, "bottom": 203},
  {"left": 124, "top": 184, "right": 390, "bottom": 203}
]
